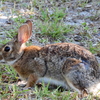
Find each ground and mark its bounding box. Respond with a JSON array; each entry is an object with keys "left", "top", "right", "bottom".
[{"left": 0, "top": 0, "right": 100, "bottom": 100}]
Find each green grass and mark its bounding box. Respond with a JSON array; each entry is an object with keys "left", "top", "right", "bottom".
[
  {"left": 35, "top": 8, "right": 74, "bottom": 39},
  {"left": 36, "top": 21, "right": 73, "bottom": 39},
  {"left": 0, "top": 84, "right": 29, "bottom": 99},
  {"left": 88, "top": 42, "right": 100, "bottom": 54}
]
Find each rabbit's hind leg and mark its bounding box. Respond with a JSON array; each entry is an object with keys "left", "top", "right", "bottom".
[
  {"left": 62, "top": 73, "right": 81, "bottom": 94},
  {"left": 62, "top": 58, "right": 86, "bottom": 94},
  {"left": 62, "top": 59, "right": 100, "bottom": 96}
]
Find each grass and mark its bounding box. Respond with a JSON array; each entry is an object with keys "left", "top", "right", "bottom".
[
  {"left": 36, "top": 21, "right": 73, "bottom": 39},
  {"left": 0, "top": 0, "right": 100, "bottom": 100},
  {"left": 35, "top": 8, "right": 74, "bottom": 39},
  {"left": 0, "top": 84, "right": 29, "bottom": 99}
]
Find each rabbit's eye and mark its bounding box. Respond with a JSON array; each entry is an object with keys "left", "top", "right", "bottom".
[{"left": 4, "top": 46, "right": 10, "bottom": 52}]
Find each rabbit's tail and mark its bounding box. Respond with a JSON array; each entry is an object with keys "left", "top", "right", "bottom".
[{"left": 87, "top": 82, "right": 100, "bottom": 96}]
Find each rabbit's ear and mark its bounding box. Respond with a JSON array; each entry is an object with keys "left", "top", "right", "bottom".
[
  {"left": 25, "top": 20, "right": 32, "bottom": 36},
  {"left": 18, "top": 22, "right": 32, "bottom": 44}
]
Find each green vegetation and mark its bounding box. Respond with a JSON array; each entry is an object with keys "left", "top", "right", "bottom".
[
  {"left": 35, "top": 8, "right": 73, "bottom": 39},
  {"left": 88, "top": 42, "right": 100, "bottom": 54}
]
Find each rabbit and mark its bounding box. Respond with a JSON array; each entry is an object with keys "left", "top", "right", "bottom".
[{"left": 0, "top": 20, "right": 100, "bottom": 96}]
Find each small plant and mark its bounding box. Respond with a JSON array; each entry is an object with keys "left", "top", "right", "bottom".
[
  {"left": 5, "top": 65, "right": 17, "bottom": 78},
  {"left": 81, "top": 22, "right": 89, "bottom": 31},
  {"left": 88, "top": 42, "right": 100, "bottom": 54},
  {"left": 35, "top": 8, "right": 73, "bottom": 39},
  {"left": 36, "top": 21, "right": 73, "bottom": 39},
  {"left": 0, "top": 84, "right": 29, "bottom": 99},
  {"left": 0, "top": 39, "right": 9, "bottom": 44},
  {"left": 38, "top": 38, "right": 49, "bottom": 44},
  {"left": 50, "top": 8, "right": 66, "bottom": 22},
  {"left": 13, "top": 16, "right": 26, "bottom": 24}
]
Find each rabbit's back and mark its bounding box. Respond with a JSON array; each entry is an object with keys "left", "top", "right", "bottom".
[
  {"left": 39, "top": 43, "right": 99, "bottom": 71},
  {"left": 38, "top": 42, "right": 100, "bottom": 80},
  {"left": 40, "top": 43, "right": 96, "bottom": 60}
]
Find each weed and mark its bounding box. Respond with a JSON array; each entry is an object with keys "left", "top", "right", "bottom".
[
  {"left": 33, "top": 83, "right": 79, "bottom": 100},
  {"left": 0, "top": 39, "right": 10, "bottom": 44},
  {"left": 36, "top": 21, "right": 73, "bottom": 39},
  {"left": 0, "top": 84, "right": 29, "bottom": 99},
  {"left": 88, "top": 42, "right": 100, "bottom": 54},
  {"left": 4, "top": 65, "right": 17, "bottom": 78},
  {"left": 13, "top": 16, "right": 26, "bottom": 24},
  {"left": 35, "top": 8, "right": 73, "bottom": 39},
  {"left": 38, "top": 38, "right": 49, "bottom": 44},
  {"left": 81, "top": 22, "right": 89, "bottom": 31}
]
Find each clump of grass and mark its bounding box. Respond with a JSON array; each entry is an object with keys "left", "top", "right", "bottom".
[
  {"left": 0, "top": 38, "right": 10, "bottom": 44},
  {"left": 88, "top": 42, "right": 100, "bottom": 54},
  {"left": 0, "top": 84, "right": 29, "bottom": 99},
  {"left": 12, "top": 16, "right": 26, "bottom": 24},
  {"left": 37, "top": 21, "right": 73, "bottom": 38},
  {"left": 36, "top": 8, "right": 73, "bottom": 39}
]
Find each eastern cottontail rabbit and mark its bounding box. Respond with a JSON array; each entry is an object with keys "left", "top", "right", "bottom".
[{"left": 0, "top": 20, "right": 100, "bottom": 96}]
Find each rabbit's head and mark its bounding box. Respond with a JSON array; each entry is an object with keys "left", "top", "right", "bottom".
[{"left": 0, "top": 20, "right": 32, "bottom": 65}]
